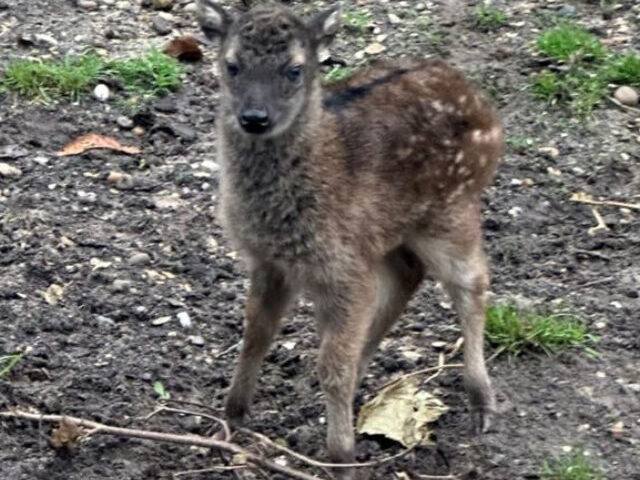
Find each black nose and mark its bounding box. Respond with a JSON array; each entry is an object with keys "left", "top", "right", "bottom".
[{"left": 239, "top": 108, "right": 270, "bottom": 134}]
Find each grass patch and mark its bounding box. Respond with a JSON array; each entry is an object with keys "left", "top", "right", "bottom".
[
  {"left": 323, "top": 65, "right": 354, "bottom": 84},
  {"left": 343, "top": 9, "right": 372, "bottom": 34},
  {"left": 106, "top": 49, "right": 181, "bottom": 96},
  {"left": 536, "top": 22, "right": 606, "bottom": 61},
  {"left": 531, "top": 22, "right": 640, "bottom": 115},
  {"left": 600, "top": 52, "right": 640, "bottom": 86},
  {"left": 1, "top": 49, "right": 181, "bottom": 103},
  {"left": 532, "top": 70, "right": 562, "bottom": 101},
  {"left": 0, "top": 353, "right": 24, "bottom": 378},
  {"left": 473, "top": 3, "right": 507, "bottom": 31},
  {"left": 485, "top": 303, "right": 595, "bottom": 356},
  {"left": 541, "top": 449, "right": 604, "bottom": 480},
  {"left": 1, "top": 53, "right": 104, "bottom": 102}
]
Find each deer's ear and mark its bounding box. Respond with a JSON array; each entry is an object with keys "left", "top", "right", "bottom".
[
  {"left": 308, "top": 5, "right": 341, "bottom": 48},
  {"left": 197, "top": 0, "right": 232, "bottom": 39}
]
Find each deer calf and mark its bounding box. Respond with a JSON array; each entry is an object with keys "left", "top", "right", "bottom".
[{"left": 197, "top": 1, "right": 503, "bottom": 476}]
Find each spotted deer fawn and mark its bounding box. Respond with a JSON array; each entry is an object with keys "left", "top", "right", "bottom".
[{"left": 198, "top": 1, "right": 503, "bottom": 477}]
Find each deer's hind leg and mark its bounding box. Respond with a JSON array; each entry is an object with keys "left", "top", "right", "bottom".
[
  {"left": 358, "top": 245, "right": 425, "bottom": 380},
  {"left": 408, "top": 204, "right": 495, "bottom": 433}
]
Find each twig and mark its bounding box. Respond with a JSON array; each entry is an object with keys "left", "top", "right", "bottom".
[
  {"left": 377, "top": 364, "right": 464, "bottom": 392},
  {"left": 570, "top": 193, "right": 640, "bottom": 211},
  {"left": 0, "top": 410, "right": 325, "bottom": 480},
  {"left": 486, "top": 346, "right": 505, "bottom": 364},
  {"left": 150, "top": 405, "right": 420, "bottom": 470},
  {"left": 588, "top": 207, "right": 609, "bottom": 236},
  {"left": 152, "top": 406, "right": 232, "bottom": 441},
  {"left": 414, "top": 474, "right": 459, "bottom": 479},
  {"left": 215, "top": 341, "right": 242, "bottom": 358},
  {"left": 607, "top": 95, "right": 640, "bottom": 114},
  {"left": 241, "top": 427, "right": 418, "bottom": 469},
  {"left": 173, "top": 465, "right": 246, "bottom": 478}
]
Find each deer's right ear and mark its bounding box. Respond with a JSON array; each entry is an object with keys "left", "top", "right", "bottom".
[{"left": 197, "top": 0, "right": 232, "bottom": 39}]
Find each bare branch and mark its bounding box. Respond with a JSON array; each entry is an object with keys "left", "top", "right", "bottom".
[{"left": 0, "top": 410, "right": 325, "bottom": 480}]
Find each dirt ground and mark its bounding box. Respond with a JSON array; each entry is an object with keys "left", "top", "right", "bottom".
[{"left": 1, "top": 0, "right": 639, "bottom": 479}]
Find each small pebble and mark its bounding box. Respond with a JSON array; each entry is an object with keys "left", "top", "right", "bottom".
[
  {"left": 188, "top": 335, "right": 205, "bottom": 346},
  {"left": 129, "top": 252, "right": 152, "bottom": 265},
  {"left": 177, "top": 311, "right": 192, "bottom": 328},
  {"left": 133, "top": 126, "right": 145, "bottom": 136},
  {"left": 152, "top": 316, "right": 172, "bottom": 326},
  {"left": 388, "top": 13, "right": 402, "bottom": 25},
  {"left": 152, "top": 15, "right": 173, "bottom": 35},
  {"left": 76, "top": 0, "right": 98, "bottom": 10},
  {"left": 116, "top": 115, "right": 134, "bottom": 130},
  {"left": 614, "top": 86, "right": 639, "bottom": 106},
  {"left": 112, "top": 279, "right": 132, "bottom": 293},
  {"left": 0, "top": 162, "right": 22, "bottom": 178},
  {"left": 93, "top": 84, "right": 110, "bottom": 102}
]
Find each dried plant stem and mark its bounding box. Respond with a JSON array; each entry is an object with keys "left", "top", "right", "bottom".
[{"left": 0, "top": 410, "right": 324, "bottom": 480}]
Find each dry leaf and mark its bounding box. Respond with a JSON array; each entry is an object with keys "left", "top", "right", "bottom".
[
  {"left": 163, "top": 35, "right": 203, "bottom": 62},
  {"left": 43, "top": 284, "right": 65, "bottom": 305},
  {"left": 51, "top": 417, "right": 83, "bottom": 449},
  {"left": 57, "top": 133, "right": 140, "bottom": 157},
  {"left": 356, "top": 377, "right": 448, "bottom": 447}
]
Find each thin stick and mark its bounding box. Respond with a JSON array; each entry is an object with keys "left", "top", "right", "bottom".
[
  {"left": 588, "top": 207, "right": 609, "bottom": 236},
  {"left": 241, "top": 427, "right": 418, "bottom": 469},
  {"left": 571, "top": 195, "right": 640, "bottom": 211},
  {"left": 0, "top": 410, "right": 325, "bottom": 480},
  {"left": 607, "top": 95, "right": 640, "bottom": 114},
  {"left": 154, "top": 406, "right": 232, "bottom": 441},
  {"left": 377, "top": 364, "right": 464, "bottom": 392},
  {"left": 173, "top": 465, "right": 246, "bottom": 478}
]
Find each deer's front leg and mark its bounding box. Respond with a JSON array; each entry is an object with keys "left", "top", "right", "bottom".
[
  {"left": 225, "top": 263, "right": 295, "bottom": 428},
  {"left": 314, "top": 272, "right": 377, "bottom": 480}
]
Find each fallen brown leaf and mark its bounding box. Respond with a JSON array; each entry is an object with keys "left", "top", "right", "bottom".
[
  {"left": 57, "top": 133, "right": 140, "bottom": 157},
  {"left": 163, "top": 35, "right": 203, "bottom": 62},
  {"left": 52, "top": 417, "right": 83, "bottom": 449}
]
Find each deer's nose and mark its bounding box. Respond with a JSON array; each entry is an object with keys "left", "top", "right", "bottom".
[{"left": 239, "top": 108, "right": 270, "bottom": 134}]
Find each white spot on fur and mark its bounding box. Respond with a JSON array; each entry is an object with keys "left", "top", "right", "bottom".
[
  {"left": 454, "top": 151, "right": 464, "bottom": 164},
  {"left": 479, "top": 155, "right": 488, "bottom": 167}
]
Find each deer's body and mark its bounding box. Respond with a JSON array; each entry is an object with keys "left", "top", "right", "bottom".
[{"left": 198, "top": 2, "right": 502, "bottom": 477}]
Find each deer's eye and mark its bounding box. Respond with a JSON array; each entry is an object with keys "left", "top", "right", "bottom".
[
  {"left": 226, "top": 62, "right": 240, "bottom": 78},
  {"left": 284, "top": 65, "right": 302, "bottom": 83}
]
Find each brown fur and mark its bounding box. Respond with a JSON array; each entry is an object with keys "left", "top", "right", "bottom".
[{"left": 197, "top": 2, "right": 503, "bottom": 477}]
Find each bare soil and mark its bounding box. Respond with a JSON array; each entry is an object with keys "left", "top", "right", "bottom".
[{"left": 1, "top": 1, "right": 639, "bottom": 479}]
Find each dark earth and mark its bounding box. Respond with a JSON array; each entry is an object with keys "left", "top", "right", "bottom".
[{"left": 1, "top": 0, "right": 639, "bottom": 479}]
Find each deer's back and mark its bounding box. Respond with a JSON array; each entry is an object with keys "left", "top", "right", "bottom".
[{"left": 309, "top": 59, "right": 502, "bottom": 257}]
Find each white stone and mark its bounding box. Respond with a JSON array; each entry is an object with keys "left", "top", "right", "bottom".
[
  {"left": 93, "top": 84, "right": 110, "bottom": 102},
  {"left": 614, "top": 86, "right": 639, "bottom": 106},
  {"left": 177, "top": 311, "right": 192, "bottom": 328}
]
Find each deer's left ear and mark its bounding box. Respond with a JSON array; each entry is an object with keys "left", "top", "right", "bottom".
[
  {"left": 197, "top": 0, "right": 233, "bottom": 39},
  {"left": 308, "top": 5, "right": 341, "bottom": 48}
]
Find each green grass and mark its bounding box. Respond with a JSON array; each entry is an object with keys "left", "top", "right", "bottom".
[
  {"left": 532, "top": 70, "right": 562, "bottom": 101},
  {"left": 541, "top": 449, "right": 604, "bottom": 480},
  {"left": 343, "top": 9, "right": 372, "bottom": 34},
  {"left": 106, "top": 49, "right": 181, "bottom": 96},
  {"left": 536, "top": 22, "right": 606, "bottom": 61},
  {"left": 0, "top": 53, "right": 104, "bottom": 102},
  {"left": 323, "top": 65, "right": 354, "bottom": 84},
  {"left": 531, "top": 23, "right": 640, "bottom": 115},
  {"left": 0, "top": 49, "right": 181, "bottom": 103},
  {"left": 485, "top": 304, "right": 595, "bottom": 355},
  {"left": 0, "top": 353, "right": 23, "bottom": 378},
  {"left": 473, "top": 3, "right": 507, "bottom": 31},
  {"left": 600, "top": 52, "right": 640, "bottom": 86}
]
